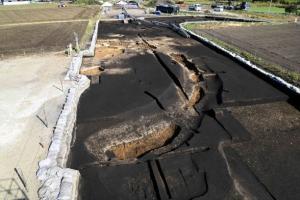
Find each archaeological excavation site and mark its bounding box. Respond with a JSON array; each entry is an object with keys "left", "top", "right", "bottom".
[
  {"left": 2, "top": 3, "right": 300, "bottom": 200},
  {"left": 60, "top": 17, "right": 300, "bottom": 200}
]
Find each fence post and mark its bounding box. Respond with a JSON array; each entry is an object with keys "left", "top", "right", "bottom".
[{"left": 74, "top": 32, "right": 79, "bottom": 52}]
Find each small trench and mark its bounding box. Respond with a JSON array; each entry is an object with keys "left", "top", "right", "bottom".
[
  {"left": 144, "top": 91, "right": 166, "bottom": 111},
  {"left": 170, "top": 53, "right": 200, "bottom": 76},
  {"left": 138, "top": 33, "right": 158, "bottom": 49},
  {"left": 156, "top": 160, "right": 172, "bottom": 199},
  {"left": 147, "top": 161, "right": 162, "bottom": 200},
  {"left": 153, "top": 51, "right": 189, "bottom": 100},
  {"left": 137, "top": 35, "right": 205, "bottom": 109}
]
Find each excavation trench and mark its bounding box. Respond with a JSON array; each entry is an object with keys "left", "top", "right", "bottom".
[
  {"left": 73, "top": 36, "right": 207, "bottom": 163},
  {"left": 69, "top": 23, "right": 219, "bottom": 198},
  {"left": 67, "top": 18, "right": 286, "bottom": 200}
]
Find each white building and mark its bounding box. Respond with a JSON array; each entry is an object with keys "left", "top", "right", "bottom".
[
  {"left": 1, "top": 0, "right": 31, "bottom": 5},
  {"left": 102, "top": 1, "right": 113, "bottom": 12}
]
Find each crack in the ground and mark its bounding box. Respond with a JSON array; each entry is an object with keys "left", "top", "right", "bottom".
[{"left": 144, "top": 91, "right": 166, "bottom": 111}]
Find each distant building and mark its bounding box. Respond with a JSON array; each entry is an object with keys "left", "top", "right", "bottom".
[
  {"left": 115, "top": 0, "right": 127, "bottom": 8},
  {"left": 102, "top": 1, "right": 113, "bottom": 12},
  {"left": 1, "top": 0, "right": 31, "bottom": 5}
]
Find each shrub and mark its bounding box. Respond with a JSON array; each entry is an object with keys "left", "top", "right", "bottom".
[
  {"left": 75, "top": 0, "right": 97, "bottom": 5},
  {"left": 285, "top": 5, "right": 297, "bottom": 13}
]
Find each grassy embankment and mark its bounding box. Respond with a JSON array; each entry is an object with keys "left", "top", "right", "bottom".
[
  {"left": 183, "top": 22, "right": 300, "bottom": 87},
  {"left": 79, "top": 11, "right": 101, "bottom": 49}
]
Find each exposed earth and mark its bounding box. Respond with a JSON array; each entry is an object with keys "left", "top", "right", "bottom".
[
  {"left": 0, "top": 21, "right": 88, "bottom": 56},
  {"left": 68, "top": 17, "right": 300, "bottom": 200},
  {"left": 0, "top": 4, "right": 299, "bottom": 199},
  {"left": 190, "top": 22, "right": 300, "bottom": 73},
  {"left": 0, "top": 53, "right": 72, "bottom": 199},
  {"left": 0, "top": 5, "right": 99, "bottom": 57},
  {"left": 0, "top": 5, "right": 98, "bottom": 25}
]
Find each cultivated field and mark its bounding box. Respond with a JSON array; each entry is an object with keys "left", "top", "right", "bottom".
[
  {"left": 0, "top": 4, "right": 99, "bottom": 56},
  {"left": 0, "top": 21, "right": 88, "bottom": 56},
  {"left": 186, "top": 22, "right": 300, "bottom": 86},
  {"left": 0, "top": 4, "right": 99, "bottom": 25}
]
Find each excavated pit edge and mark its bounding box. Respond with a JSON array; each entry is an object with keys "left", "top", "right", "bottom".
[
  {"left": 36, "top": 20, "right": 99, "bottom": 200},
  {"left": 180, "top": 20, "right": 299, "bottom": 198},
  {"left": 180, "top": 21, "right": 300, "bottom": 95}
]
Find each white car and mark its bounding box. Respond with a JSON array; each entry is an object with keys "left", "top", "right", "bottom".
[
  {"left": 189, "top": 4, "right": 202, "bottom": 11},
  {"left": 214, "top": 5, "right": 224, "bottom": 12}
]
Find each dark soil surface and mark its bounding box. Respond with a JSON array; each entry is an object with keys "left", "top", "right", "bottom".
[
  {"left": 230, "top": 101, "right": 300, "bottom": 200},
  {"left": 0, "top": 21, "right": 88, "bottom": 56},
  {"left": 194, "top": 23, "right": 300, "bottom": 72},
  {"left": 69, "top": 18, "right": 300, "bottom": 200}
]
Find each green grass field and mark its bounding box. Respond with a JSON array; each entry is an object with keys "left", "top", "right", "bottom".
[{"left": 249, "top": 6, "right": 286, "bottom": 14}]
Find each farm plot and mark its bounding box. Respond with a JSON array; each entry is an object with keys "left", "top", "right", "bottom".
[
  {"left": 0, "top": 21, "right": 88, "bottom": 56},
  {"left": 186, "top": 22, "right": 300, "bottom": 86},
  {"left": 0, "top": 5, "right": 99, "bottom": 25}
]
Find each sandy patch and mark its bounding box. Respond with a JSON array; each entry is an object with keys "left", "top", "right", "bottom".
[{"left": 0, "top": 53, "right": 71, "bottom": 199}]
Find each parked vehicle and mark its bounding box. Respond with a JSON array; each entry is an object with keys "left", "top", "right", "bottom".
[
  {"left": 156, "top": 4, "right": 180, "bottom": 14},
  {"left": 214, "top": 5, "right": 224, "bottom": 12},
  {"left": 153, "top": 10, "right": 161, "bottom": 15},
  {"left": 125, "top": 0, "right": 139, "bottom": 9},
  {"left": 189, "top": 4, "right": 202, "bottom": 11},
  {"left": 58, "top": 2, "right": 67, "bottom": 8},
  {"left": 224, "top": 5, "right": 234, "bottom": 10},
  {"left": 240, "top": 2, "right": 250, "bottom": 10},
  {"left": 232, "top": 2, "right": 250, "bottom": 10}
]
